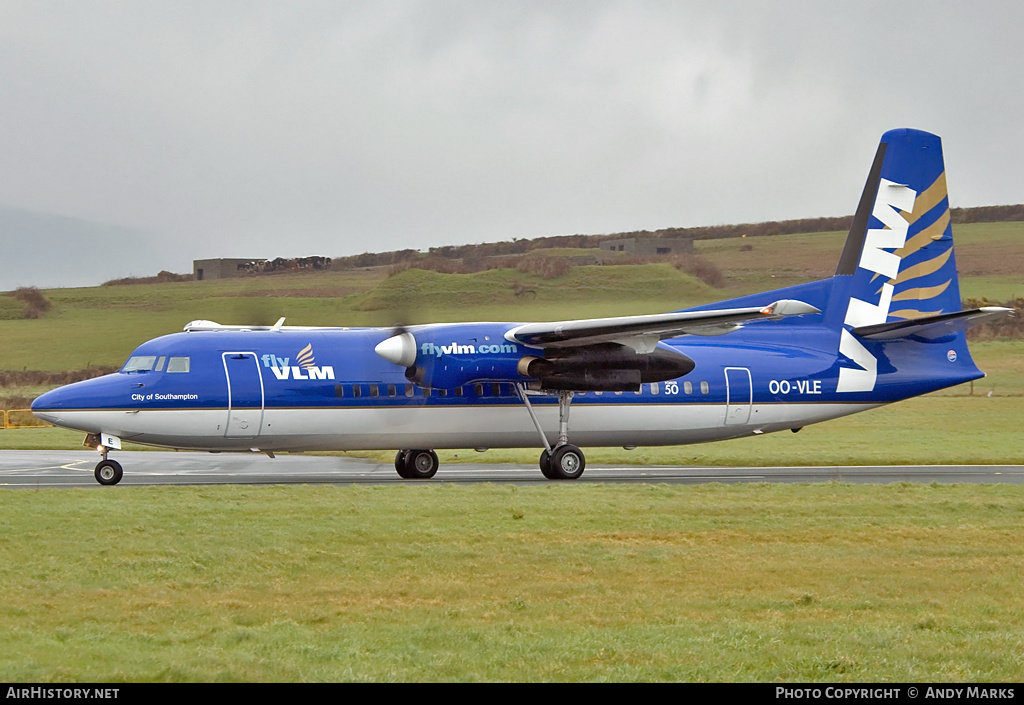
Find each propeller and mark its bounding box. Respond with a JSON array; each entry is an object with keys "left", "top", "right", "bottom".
[{"left": 374, "top": 325, "right": 417, "bottom": 367}]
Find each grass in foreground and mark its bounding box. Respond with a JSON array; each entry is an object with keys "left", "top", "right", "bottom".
[{"left": 1, "top": 483, "right": 1022, "bottom": 682}]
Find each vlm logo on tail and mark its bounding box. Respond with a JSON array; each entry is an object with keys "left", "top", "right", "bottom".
[
  {"left": 834, "top": 128, "right": 963, "bottom": 395},
  {"left": 837, "top": 179, "right": 917, "bottom": 392},
  {"left": 262, "top": 344, "right": 335, "bottom": 380}
]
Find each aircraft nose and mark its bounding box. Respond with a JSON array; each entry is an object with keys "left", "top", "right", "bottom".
[
  {"left": 31, "top": 387, "right": 67, "bottom": 424},
  {"left": 31, "top": 375, "right": 117, "bottom": 428}
]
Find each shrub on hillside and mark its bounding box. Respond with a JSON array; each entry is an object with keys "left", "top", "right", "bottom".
[
  {"left": 0, "top": 366, "right": 119, "bottom": 387},
  {"left": 669, "top": 255, "right": 726, "bottom": 288},
  {"left": 515, "top": 254, "right": 572, "bottom": 279},
  {"left": 964, "top": 298, "right": 1023, "bottom": 340},
  {"left": 385, "top": 256, "right": 466, "bottom": 276},
  {"left": 12, "top": 287, "right": 51, "bottom": 319}
]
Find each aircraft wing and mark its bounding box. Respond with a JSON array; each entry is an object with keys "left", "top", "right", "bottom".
[{"left": 505, "top": 299, "right": 820, "bottom": 352}]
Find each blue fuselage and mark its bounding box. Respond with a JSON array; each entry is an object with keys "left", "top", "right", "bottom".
[{"left": 31, "top": 298, "right": 983, "bottom": 453}]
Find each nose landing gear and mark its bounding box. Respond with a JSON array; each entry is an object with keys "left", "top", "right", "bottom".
[
  {"left": 94, "top": 458, "right": 124, "bottom": 485},
  {"left": 86, "top": 433, "right": 124, "bottom": 485}
]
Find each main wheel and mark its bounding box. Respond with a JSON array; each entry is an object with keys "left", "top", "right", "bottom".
[
  {"left": 548, "top": 444, "right": 585, "bottom": 480},
  {"left": 94, "top": 459, "right": 123, "bottom": 486},
  {"left": 395, "top": 450, "right": 411, "bottom": 478},
  {"left": 403, "top": 449, "right": 439, "bottom": 479},
  {"left": 539, "top": 449, "right": 557, "bottom": 479}
]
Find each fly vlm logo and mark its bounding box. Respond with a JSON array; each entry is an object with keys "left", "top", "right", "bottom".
[
  {"left": 837, "top": 179, "right": 917, "bottom": 393},
  {"left": 262, "top": 343, "right": 335, "bottom": 380},
  {"left": 420, "top": 341, "right": 519, "bottom": 358}
]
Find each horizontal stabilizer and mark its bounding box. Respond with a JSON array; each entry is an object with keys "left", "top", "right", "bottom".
[
  {"left": 506, "top": 299, "right": 820, "bottom": 351},
  {"left": 852, "top": 307, "right": 1013, "bottom": 340}
]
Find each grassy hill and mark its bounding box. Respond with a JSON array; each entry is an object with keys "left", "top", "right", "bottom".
[{"left": 3, "top": 220, "right": 1021, "bottom": 371}]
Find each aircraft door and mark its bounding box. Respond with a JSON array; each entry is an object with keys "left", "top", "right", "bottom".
[
  {"left": 223, "top": 352, "right": 265, "bottom": 438},
  {"left": 724, "top": 367, "right": 752, "bottom": 426}
]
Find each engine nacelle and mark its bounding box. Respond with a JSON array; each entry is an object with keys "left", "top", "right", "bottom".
[
  {"left": 376, "top": 324, "right": 695, "bottom": 392},
  {"left": 517, "top": 343, "right": 694, "bottom": 391},
  {"left": 392, "top": 323, "right": 528, "bottom": 390}
]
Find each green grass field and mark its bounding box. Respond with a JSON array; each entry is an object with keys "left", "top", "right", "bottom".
[{"left": 2, "top": 483, "right": 1022, "bottom": 682}]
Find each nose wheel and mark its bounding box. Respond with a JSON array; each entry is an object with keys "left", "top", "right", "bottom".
[{"left": 95, "top": 459, "right": 123, "bottom": 485}]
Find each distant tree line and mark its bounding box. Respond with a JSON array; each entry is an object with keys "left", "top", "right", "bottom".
[
  {"left": 330, "top": 204, "right": 1024, "bottom": 270},
  {"left": 103, "top": 271, "right": 193, "bottom": 286},
  {"left": 63, "top": 202, "right": 1024, "bottom": 286}
]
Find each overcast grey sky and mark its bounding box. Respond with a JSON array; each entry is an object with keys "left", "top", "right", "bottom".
[{"left": 1, "top": 0, "right": 1022, "bottom": 282}]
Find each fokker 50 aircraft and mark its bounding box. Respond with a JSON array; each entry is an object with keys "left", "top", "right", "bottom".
[{"left": 33, "top": 129, "right": 1011, "bottom": 485}]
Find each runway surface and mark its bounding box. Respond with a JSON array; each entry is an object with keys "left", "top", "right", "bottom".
[{"left": 1, "top": 450, "right": 1022, "bottom": 488}]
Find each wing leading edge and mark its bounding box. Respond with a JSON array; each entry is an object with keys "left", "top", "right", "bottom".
[{"left": 504, "top": 299, "right": 820, "bottom": 353}]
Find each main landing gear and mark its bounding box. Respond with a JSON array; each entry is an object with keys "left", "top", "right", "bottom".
[
  {"left": 394, "top": 449, "right": 440, "bottom": 479},
  {"left": 390, "top": 386, "right": 586, "bottom": 481},
  {"left": 518, "top": 385, "right": 586, "bottom": 480}
]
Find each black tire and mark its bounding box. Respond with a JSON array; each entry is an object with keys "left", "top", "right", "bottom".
[
  {"left": 539, "top": 449, "right": 557, "bottom": 479},
  {"left": 403, "top": 449, "right": 439, "bottom": 479},
  {"left": 395, "top": 450, "right": 411, "bottom": 478},
  {"left": 94, "top": 459, "right": 123, "bottom": 486},
  {"left": 548, "top": 444, "right": 585, "bottom": 480}
]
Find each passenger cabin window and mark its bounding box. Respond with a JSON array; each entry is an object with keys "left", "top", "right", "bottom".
[
  {"left": 166, "top": 356, "right": 190, "bottom": 373},
  {"left": 700, "top": 381, "right": 709, "bottom": 394}
]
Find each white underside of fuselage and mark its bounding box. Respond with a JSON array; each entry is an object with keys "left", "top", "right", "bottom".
[{"left": 40, "top": 401, "right": 881, "bottom": 452}]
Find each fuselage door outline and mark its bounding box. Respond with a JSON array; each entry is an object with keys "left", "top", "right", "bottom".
[
  {"left": 222, "top": 352, "right": 265, "bottom": 439},
  {"left": 724, "top": 367, "right": 753, "bottom": 426}
]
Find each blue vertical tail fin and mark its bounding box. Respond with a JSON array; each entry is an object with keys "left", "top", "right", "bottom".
[
  {"left": 827, "top": 128, "right": 1006, "bottom": 395},
  {"left": 831, "top": 128, "right": 963, "bottom": 325}
]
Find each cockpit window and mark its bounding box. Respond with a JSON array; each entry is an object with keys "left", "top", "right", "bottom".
[
  {"left": 123, "top": 356, "right": 157, "bottom": 372},
  {"left": 166, "top": 356, "right": 191, "bottom": 373}
]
